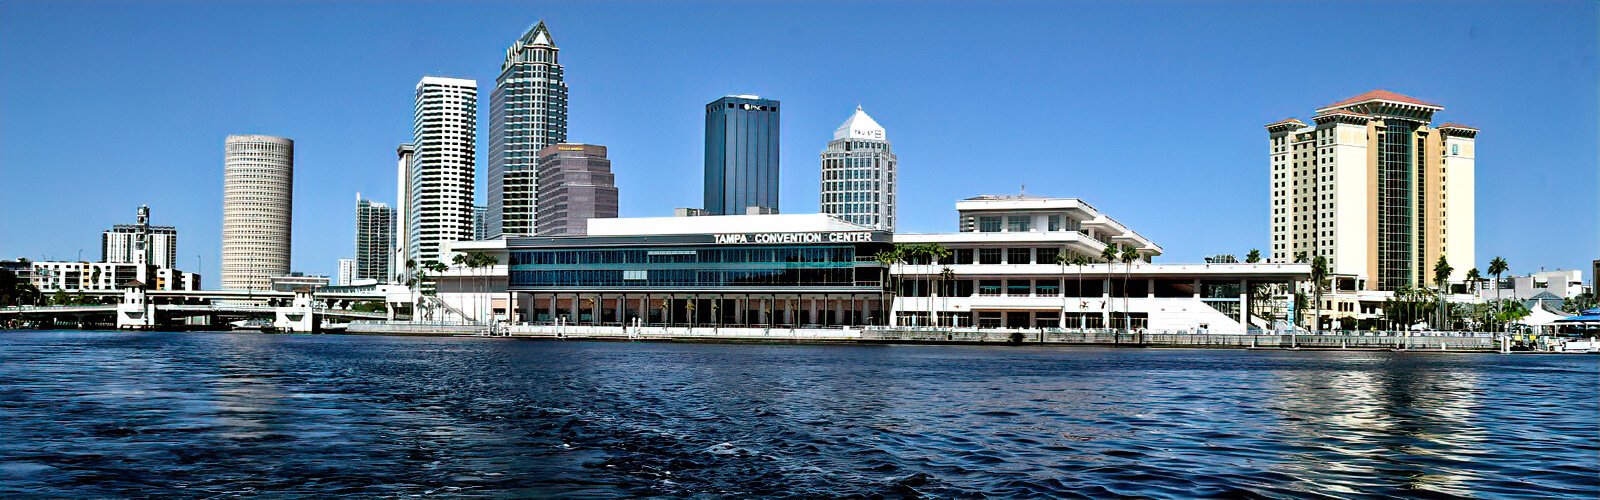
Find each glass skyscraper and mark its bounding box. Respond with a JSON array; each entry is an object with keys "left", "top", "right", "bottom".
[
  {"left": 704, "top": 95, "right": 779, "bottom": 215},
  {"left": 489, "top": 21, "right": 568, "bottom": 238}
]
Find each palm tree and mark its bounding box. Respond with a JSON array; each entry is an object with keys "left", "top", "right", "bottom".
[
  {"left": 940, "top": 266, "right": 955, "bottom": 327},
  {"left": 1433, "top": 255, "right": 1454, "bottom": 329},
  {"left": 1245, "top": 249, "right": 1262, "bottom": 264},
  {"left": 1055, "top": 248, "right": 1071, "bottom": 329},
  {"left": 1100, "top": 244, "right": 1119, "bottom": 330},
  {"left": 1073, "top": 254, "right": 1090, "bottom": 329},
  {"left": 1310, "top": 255, "right": 1328, "bottom": 334},
  {"left": 1465, "top": 267, "right": 1482, "bottom": 296},
  {"left": 874, "top": 247, "right": 904, "bottom": 326},
  {"left": 926, "top": 244, "right": 951, "bottom": 325},
  {"left": 1294, "top": 251, "right": 1308, "bottom": 264},
  {"left": 1487, "top": 257, "right": 1508, "bottom": 331},
  {"left": 1120, "top": 245, "right": 1139, "bottom": 333}
]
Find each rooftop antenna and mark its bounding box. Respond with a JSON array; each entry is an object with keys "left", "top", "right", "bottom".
[{"left": 1020, "top": 184, "right": 1026, "bottom": 196}]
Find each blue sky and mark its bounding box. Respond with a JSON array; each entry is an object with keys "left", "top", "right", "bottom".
[{"left": 1, "top": 1, "right": 1596, "bottom": 283}]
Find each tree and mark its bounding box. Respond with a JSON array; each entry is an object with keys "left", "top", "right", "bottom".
[
  {"left": 1294, "top": 251, "right": 1308, "bottom": 264},
  {"left": 1100, "top": 244, "right": 1119, "bottom": 330},
  {"left": 1072, "top": 254, "right": 1090, "bottom": 329},
  {"left": 1310, "top": 255, "right": 1328, "bottom": 334},
  {"left": 1120, "top": 245, "right": 1139, "bottom": 332},
  {"left": 874, "top": 247, "right": 904, "bottom": 326},
  {"left": 1433, "top": 255, "right": 1454, "bottom": 328},
  {"left": 940, "top": 266, "right": 955, "bottom": 328},
  {"left": 1488, "top": 257, "right": 1509, "bottom": 331},
  {"left": 930, "top": 244, "right": 951, "bottom": 325},
  {"left": 1245, "top": 249, "right": 1262, "bottom": 264},
  {"left": 1056, "top": 248, "right": 1071, "bottom": 329},
  {"left": 1465, "top": 267, "right": 1482, "bottom": 296}
]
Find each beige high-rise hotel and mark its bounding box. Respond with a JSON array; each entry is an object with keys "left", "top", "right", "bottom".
[
  {"left": 221, "top": 134, "right": 294, "bottom": 290},
  {"left": 1267, "top": 90, "right": 1475, "bottom": 291}
]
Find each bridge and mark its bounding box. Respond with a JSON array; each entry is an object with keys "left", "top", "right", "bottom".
[{"left": 0, "top": 285, "right": 414, "bottom": 332}]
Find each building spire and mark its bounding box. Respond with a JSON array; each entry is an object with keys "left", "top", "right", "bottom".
[{"left": 519, "top": 20, "right": 555, "bottom": 47}]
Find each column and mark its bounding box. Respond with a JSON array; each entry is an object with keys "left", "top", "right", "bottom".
[{"left": 1239, "top": 279, "right": 1250, "bottom": 333}]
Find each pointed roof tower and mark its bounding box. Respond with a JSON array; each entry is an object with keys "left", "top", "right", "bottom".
[
  {"left": 520, "top": 20, "right": 556, "bottom": 47},
  {"left": 832, "top": 106, "right": 887, "bottom": 141}
]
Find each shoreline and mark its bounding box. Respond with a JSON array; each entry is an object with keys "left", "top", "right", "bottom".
[{"left": 6, "top": 327, "right": 1583, "bottom": 354}]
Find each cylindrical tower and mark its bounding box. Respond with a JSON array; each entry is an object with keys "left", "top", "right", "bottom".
[{"left": 221, "top": 134, "right": 293, "bottom": 290}]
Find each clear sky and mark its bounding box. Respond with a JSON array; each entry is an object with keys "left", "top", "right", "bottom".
[{"left": 1, "top": 1, "right": 1596, "bottom": 283}]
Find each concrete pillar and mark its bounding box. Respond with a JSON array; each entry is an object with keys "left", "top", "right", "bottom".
[
  {"left": 547, "top": 294, "right": 556, "bottom": 323},
  {"left": 809, "top": 298, "right": 818, "bottom": 325},
  {"left": 1239, "top": 279, "right": 1250, "bottom": 333}
]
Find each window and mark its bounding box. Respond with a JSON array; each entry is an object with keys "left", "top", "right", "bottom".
[
  {"left": 1047, "top": 215, "right": 1062, "bottom": 231},
  {"left": 955, "top": 248, "right": 974, "bottom": 264},
  {"left": 1036, "top": 280, "right": 1059, "bottom": 296},
  {"left": 1036, "top": 247, "right": 1060, "bottom": 265},
  {"left": 1007, "top": 280, "right": 1032, "bottom": 296},
  {"left": 978, "top": 217, "right": 1001, "bottom": 232},
  {"left": 978, "top": 280, "right": 1003, "bottom": 296},
  {"left": 979, "top": 248, "right": 1002, "bottom": 265},
  {"left": 1007, "top": 248, "right": 1031, "bottom": 264},
  {"left": 1007, "top": 216, "right": 1031, "bottom": 232}
]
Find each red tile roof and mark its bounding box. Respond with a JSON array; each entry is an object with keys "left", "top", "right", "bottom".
[
  {"left": 1317, "top": 109, "right": 1368, "bottom": 117},
  {"left": 1438, "top": 122, "right": 1477, "bottom": 130},
  {"left": 1322, "top": 89, "right": 1441, "bottom": 110},
  {"left": 1265, "top": 118, "right": 1306, "bottom": 127}
]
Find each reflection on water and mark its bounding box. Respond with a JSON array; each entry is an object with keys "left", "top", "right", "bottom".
[{"left": 0, "top": 331, "right": 1595, "bottom": 497}]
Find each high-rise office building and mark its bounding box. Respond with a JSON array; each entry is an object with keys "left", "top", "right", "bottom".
[
  {"left": 337, "top": 258, "right": 356, "bottom": 286},
  {"left": 489, "top": 21, "right": 568, "bottom": 238},
  {"left": 355, "top": 194, "right": 392, "bottom": 282},
  {"left": 103, "top": 205, "right": 178, "bottom": 269},
  {"left": 410, "top": 77, "right": 477, "bottom": 266},
  {"left": 1266, "top": 90, "right": 1476, "bottom": 291},
  {"left": 221, "top": 134, "right": 293, "bottom": 290},
  {"left": 535, "top": 144, "right": 618, "bottom": 236},
  {"left": 474, "top": 205, "right": 489, "bottom": 240},
  {"left": 820, "top": 106, "right": 897, "bottom": 231},
  {"left": 704, "top": 95, "right": 780, "bottom": 215},
  {"left": 393, "top": 143, "right": 414, "bottom": 283}
]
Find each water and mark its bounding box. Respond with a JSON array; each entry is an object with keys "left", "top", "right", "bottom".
[{"left": 1, "top": 331, "right": 1595, "bottom": 498}]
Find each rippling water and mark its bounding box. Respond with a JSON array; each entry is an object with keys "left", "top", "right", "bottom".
[{"left": 0, "top": 331, "right": 1595, "bottom": 497}]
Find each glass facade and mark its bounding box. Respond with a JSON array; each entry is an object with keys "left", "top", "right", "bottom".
[
  {"left": 490, "top": 21, "right": 568, "bottom": 238},
  {"left": 510, "top": 244, "right": 877, "bottom": 290},
  {"left": 704, "top": 96, "right": 780, "bottom": 215},
  {"left": 1377, "top": 121, "right": 1417, "bottom": 290}
]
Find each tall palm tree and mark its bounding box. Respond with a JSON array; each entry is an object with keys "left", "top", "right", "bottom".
[
  {"left": 940, "top": 266, "right": 955, "bottom": 327},
  {"left": 1100, "top": 244, "right": 1119, "bottom": 330},
  {"left": 1245, "top": 249, "right": 1262, "bottom": 264},
  {"left": 874, "top": 247, "right": 904, "bottom": 326},
  {"left": 1073, "top": 254, "right": 1090, "bottom": 329},
  {"left": 1120, "top": 245, "right": 1139, "bottom": 333},
  {"left": 919, "top": 243, "right": 950, "bottom": 326},
  {"left": 1433, "top": 255, "right": 1453, "bottom": 329},
  {"left": 1465, "top": 267, "right": 1482, "bottom": 296},
  {"left": 1056, "top": 248, "right": 1071, "bottom": 329},
  {"left": 1310, "top": 255, "right": 1328, "bottom": 334},
  {"left": 1488, "top": 257, "right": 1509, "bottom": 332}
]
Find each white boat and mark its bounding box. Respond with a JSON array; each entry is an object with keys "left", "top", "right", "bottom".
[{"left": 1560, "top": 338, "right": 1600, "bottom": 353}]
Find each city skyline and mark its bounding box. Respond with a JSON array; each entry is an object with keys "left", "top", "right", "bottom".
[{"left": 1, "top": 2, "right": 1595, "bottom": 282}]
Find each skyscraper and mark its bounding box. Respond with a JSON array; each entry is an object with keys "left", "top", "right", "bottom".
[
  {"left": 337, "top": 258, "right": 356, "bottom": 286},
  {"left": 474, "top": 205, "right": 489, "bottom": 240},
  {"left": 704, "top": 95, "right": 780, "bottom": 215},
  {"left": 535, "top": 143, "right": 618, "bottom": 236},
  {"left": 393, "top": 143, "right": 414, "bottom": 283},
  {"left": 221, "top": 134, "right": 293, "bottom": 290},
  {"left": 410, "top": 77, "right": 477, "bottom": 266},
  {"left": 103, "top": 205, "right": 178, "bottom": 269},
  {"left": 820, "top": 106, "right": 897, "bottom": 231},
  {"left": 1266, "top": 90, "right": 1476, "bottom": 290},
  {"left": 490, "top": 20, "right": 568, "bottom": 238},
  {"left": 355, "top": 194, "right": 392, "bottom": 282}
]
